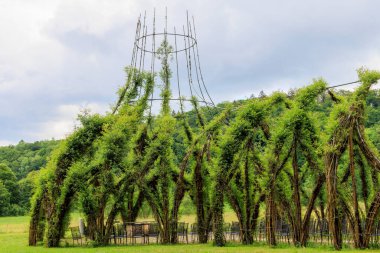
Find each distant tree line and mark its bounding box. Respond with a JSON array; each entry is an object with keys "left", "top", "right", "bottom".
[{"left": 0, "top": 140, "right": 59, "bottom": 216}]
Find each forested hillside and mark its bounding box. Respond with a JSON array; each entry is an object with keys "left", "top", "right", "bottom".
[{"left": 0, "top": 140, "right": 59, "bottom": 215}]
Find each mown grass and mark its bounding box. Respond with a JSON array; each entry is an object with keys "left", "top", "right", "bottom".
[{"left": 0, "top": 215, "right": 379, "bottom": 253}]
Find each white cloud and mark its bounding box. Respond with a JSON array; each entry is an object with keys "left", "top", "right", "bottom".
[
  {"left": 47, "top": 0, "right": 138, "bottom": 37},
  {"left": 0, "top": 0, "right": 380, "bottom": 143},
  {"left": 0, "top": 140, "right": 15, "bottom": 147},
  {"left": 0, "top": 1, "right": 65, "bottom": 100},
  {"left": 27, "top": 102, "right": 109, "bottom": 141},
  {"left": 363, "top": 51, "right": 380, "bottom": 71}
]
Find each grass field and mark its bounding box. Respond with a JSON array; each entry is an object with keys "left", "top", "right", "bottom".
[{"left": 0, "top": 215, "right": 379, "bottom": 253}]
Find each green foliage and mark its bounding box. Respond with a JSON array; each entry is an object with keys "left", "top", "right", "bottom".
[
  {"left": 295, "top": 78, "right": 327, "bottom": 108},
  {"left": 157, "top": 39, "right": 173, "bottom": 115},
  {"left": 0, "top": 140, "right": 59, "bottom": 180},
  {"left": 10, "top": 65, "right": 379, "bottom": 248},
  {"left": 0, "top": 181, "right": 11, "bottom": 216},
  {"left": 0, "top": 163, "right": 25, "bottom": 216}
]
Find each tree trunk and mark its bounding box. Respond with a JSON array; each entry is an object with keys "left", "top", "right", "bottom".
[
  {"left": 251, "top": 194, "right": 265, "bottom": 242},
  {"left": 320, "top": 197, "right": 325, "bottom": 221},
  {"left": 292, "top": 144, "right": 302, "bottom": 246},
  {"left": 300, "top": 174, "right": 325, "bottom": 246},
  {"left": 194, "top": 148, "right": 208, "bottom": 243},
  {"left": 326, "top": 151, "right": 343, "bottom": 250},
  {"left": 85, "top": 212, "right": 96, "bottom": 240},
  {"left": 357, "top": 151, "right": 369, "bottom": 212},
  {"left": 242, "top": 145, "right": 253, "bottom": 244},
  {"left": 349, "top": 128, "right": 364, "bottom": 248},
  {"left": 363, "top": 191, "right": 380, "bottom": 247},
  {"left": 265, "top": 189, "right": 277, "bottom": 246},
  {"left": 356, "top": 123, "right": 380, "bottom": 172},
  {"left": 213, "top": 176, "right": 225, "bottom": 246},
  {"left": 126, "top": 189, "right": 135, "bottom": 221},
  {"left": 161, "top": 163, "right": 171, "bottom": 244},
  {"left": 29, "top": 194, "right": 44, "bottom": 246},
  {"left": 46, "top": 191, "right": 74, "bottom": 247},
  {"left": 170, "top": 151, "right": 188, "bottom": 244}
]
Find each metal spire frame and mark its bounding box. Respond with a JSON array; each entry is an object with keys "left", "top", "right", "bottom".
[{"left": 123, "top": 9, "right": 215, "bottom": 113}]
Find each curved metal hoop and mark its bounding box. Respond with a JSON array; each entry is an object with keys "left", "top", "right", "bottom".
[
  {"left": 135, "top": 32, "right": 197, "bottom": 54},
  {"left": 130, "top": 98, "right": 213, "bottom": 106}
]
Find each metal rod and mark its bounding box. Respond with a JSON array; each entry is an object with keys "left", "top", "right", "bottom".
[
  {"left": 132, "top": 15, "right": 142, "bottom": 72},
  {"left": 326, "top": 80, "right": 360, "bottom": 89},
  {"left": 131, "top": 98, "right": 213, "bottom": 105},
  {"left": 183, "top": 25, "right": 194, "bottom": 99},
  {"left": 186, "top": 11, "right": 203, "bottom": 100},
  {"left": 188, "top": 17, "right": 206, "bottom": 102},
  {"left": 149, "top": 8, "right": 156, "bottom": 117},
  {"left": 112, "top": 16, "right": 141, "bottom": 115},
  {"left": 192, "top": 16, "right": 215, "bottom": 106},
  {"left": 174, "top": 26, "right": 183, "bottom": 112},
  {"left": 137, "top": 12, "right": 147, "bottom": 99},
  {"left": 135, "top": 33, "right": 196, "bottom": 54},
  {"left": 138, "top": 11, "right": 147, "bottom": 73}
]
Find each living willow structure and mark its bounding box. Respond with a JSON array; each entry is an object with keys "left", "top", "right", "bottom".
[
  {"left": 29, "top": 10, "right": 219, "bottom": 247},
  {"left": 212, "top": 69, "right": 380, "bottom": 248},
  {"left": 325, "top": 69, "right": 380, "bottom": 250},
  {"left": 28, "top": 10, "right": 380, "bottom": 251}
]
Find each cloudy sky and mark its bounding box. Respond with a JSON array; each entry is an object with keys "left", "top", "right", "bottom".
[{"left": 0, "top": 0, "right": 379, "bottom": 145}]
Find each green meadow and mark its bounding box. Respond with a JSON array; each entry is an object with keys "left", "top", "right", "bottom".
[{"left": 0, "top": 216, "right": 378, "bottom": 253}]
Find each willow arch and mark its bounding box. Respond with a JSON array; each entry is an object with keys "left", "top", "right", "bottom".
[{"left": 325, "top": 68, "right": 380, "bottom": 250}]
